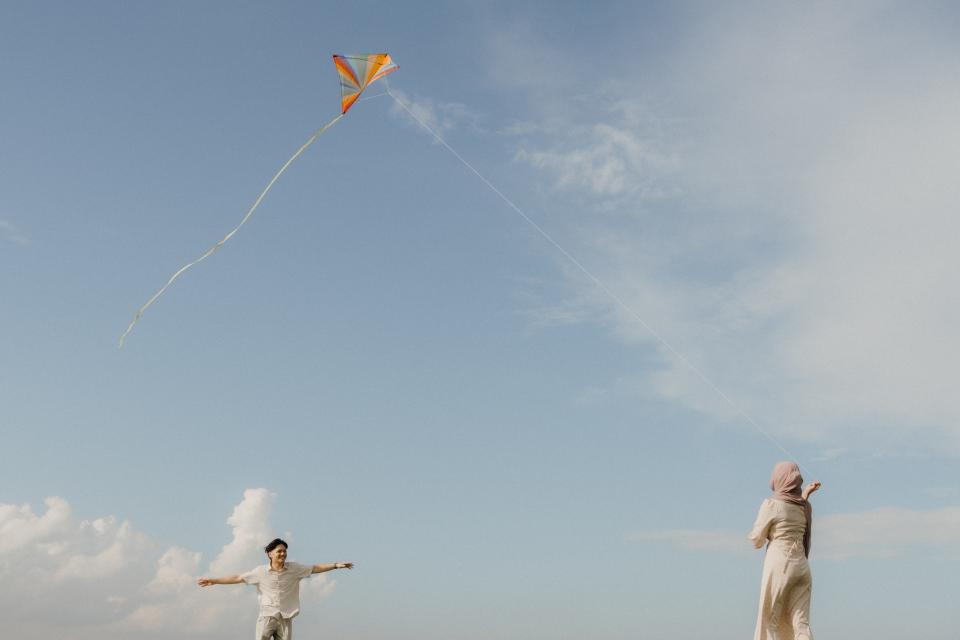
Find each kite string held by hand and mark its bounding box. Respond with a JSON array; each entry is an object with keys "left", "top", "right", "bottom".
[
  {"left": 385, "top": 87, "right": 818, "bottom": 478},
  {"left": 118, "top": 113, "right": 344, "bottom": 348}
]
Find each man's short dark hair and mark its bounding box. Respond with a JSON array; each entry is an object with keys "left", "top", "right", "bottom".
[{"left": 264, "top": 538, "right": 288, "bottom": 554}]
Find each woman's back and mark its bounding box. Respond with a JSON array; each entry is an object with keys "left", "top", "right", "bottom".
[{"left": 750, "top": 498, "right": 807, "bottom": 549}]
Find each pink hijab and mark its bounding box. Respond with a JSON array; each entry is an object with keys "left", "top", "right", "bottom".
[{"left": 770, "top": 461, "right": 812, "bottom": 557}]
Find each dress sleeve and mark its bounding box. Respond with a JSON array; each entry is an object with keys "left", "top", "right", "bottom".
[
  {"left": 240, "top": 567, "right": 260, "bottom": 584},
  {"left": 747, "top": 499, "right": 775, "bottom": 548}
]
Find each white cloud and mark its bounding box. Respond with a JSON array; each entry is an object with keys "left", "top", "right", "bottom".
[
  {"left": 0, "top": 219, "right": 28, "bottom": 245},
  {"left": 0, "top": 497, "right": 72, "bottom": 554},
  {"left": 627, "top": 505, "right": 960, "bottom": 560},
  {"left": 388, "top": 88, "right": 477, "bottom": 139},
  {"left": 0, "top": 490, "right": 335, "bottom": 639},
  {"left": 814, "top": 506, "right": 960, "bottom": 560},
  {"left": 515, "top": 120, "right": 679, "bottom": 202},
  {"left": 143, "top": 547, "right": 202, "bottom": 596},
  {"left": 0, "top": 498, "right": 158, "bottom": 639},
  {"left": 207, "top": 488, "right": 275, "bottom": 576},
  {"left": 55, "top": 519, "right": 146, "bottom": 582},
  {"left": 502, "top": 6, "right": 960, "bottom": 453}
]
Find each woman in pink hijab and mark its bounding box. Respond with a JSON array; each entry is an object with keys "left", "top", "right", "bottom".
[{"left": 748, "top": 461, "right": 821, "bottom": 640}]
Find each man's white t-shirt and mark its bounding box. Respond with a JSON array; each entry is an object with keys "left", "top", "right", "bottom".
[{"left": 241, "top": 562, "right": 313, "bottom": 618}]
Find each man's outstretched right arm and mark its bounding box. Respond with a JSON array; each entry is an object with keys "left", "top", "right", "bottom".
[{"left": 197, "top": 575, "right": 243, "bottom": 587}]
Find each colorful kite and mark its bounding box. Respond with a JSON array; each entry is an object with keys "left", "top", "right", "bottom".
[
  {"left": 334, "top": 53, "right": 398, "bottom": 114},
  {"left": 120, "top": 54, "right": 398, "bottom": 347}
]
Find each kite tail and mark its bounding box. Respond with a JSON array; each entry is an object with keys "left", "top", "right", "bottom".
[{"left": 119, "top": 113, "right": 344, "bottom": 348}]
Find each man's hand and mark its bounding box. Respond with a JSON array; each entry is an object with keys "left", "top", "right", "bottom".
[
  {"left": 197, "top": 575, "right": 242, "bottom": 587},
  {"left": 312, "top": 562, "right": 355, "bottom": 574}
]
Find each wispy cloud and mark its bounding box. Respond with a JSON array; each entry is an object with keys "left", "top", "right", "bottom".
[
  {"left": 514, "top": 117, "right": 680, "bottom": 204},
  {"left": 388, "top": 88, "right": 479, "bottom": 139},
  {"left": 0, "top": 490, "right": 335, "bottom": 639},
  {"left": 814, "top": 506, "right": 960, "bottom": 559},
  {"left": 627, "top": 505, "right": 960, "bottom": 560},
  {"left": 493, "top": 6, "right": 960, "bottom": 453},
  {"left": 0, "top": 219, "right": 28, "bottom": 245}
]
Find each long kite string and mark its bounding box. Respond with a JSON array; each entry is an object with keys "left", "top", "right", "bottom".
[
  {"left": 119, "top": 113, "right": 344, "bottom": 347},
  {"left": 386, "top": 88, "right": 816, "bottom": 476}
]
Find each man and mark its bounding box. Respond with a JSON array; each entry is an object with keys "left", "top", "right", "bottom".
[{"left": 198, "top": 538, "right": 353, "bottom": 640}]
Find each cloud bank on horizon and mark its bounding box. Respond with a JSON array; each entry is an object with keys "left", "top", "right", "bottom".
[
  {"left": 4, "top": 491, "right": 955, "bottom": 639},
  {"left": 627, "top": 505, "right": 960, "bottom": 560},
  {"left": 0, "top": 490, "right": 334, "bottom": 640}
]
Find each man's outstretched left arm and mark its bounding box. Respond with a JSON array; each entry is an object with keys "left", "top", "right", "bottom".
[{"left": 312, "top": 562, "right": 354, "bottom": 574}]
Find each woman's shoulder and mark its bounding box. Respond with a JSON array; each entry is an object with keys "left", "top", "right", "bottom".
[
  {"left": 765, "top": 498, "right": 806, "bottom": 514},
  {"left": 755, "top": 498, "right": 777, "bottom": 516},
  {"left": 760, "top": 498, "right": 794, "bottom": 513}
]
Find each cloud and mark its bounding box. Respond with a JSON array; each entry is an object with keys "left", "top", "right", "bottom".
[
  {"left": 0, "top": 490, "right": 335, "bottom": 639},
  {"left": 207, "top": 488, "right": 275, "bottom": 576},
  {"left": 627, "top": 505, "right": 960, "bottom": 560},
  {"left": 500, "top": 6, "right": 960, "bottom": 453},
  {"left": 514, "top": 117, "right": 680, "bottom": 204},
  {"left": 388, "top": 88, "right": 478, "bottom": 139},
  {"left": 0, "top": 498, "right": 158, "bottom": 638},
  {"left": 0, "top": 497, "right": 72, "bottom": 553},
  {"left": 0, "top": 219, "right": 28, "bottom": 245},
  {"left": 121, "top": 488, "right": 279, "bottom": 635},
  {"left": 813, "top": 506, "right": 960, "bottom": 560},
  {"left": 0, "top": 497, "right": 155, "bottom": 589}
]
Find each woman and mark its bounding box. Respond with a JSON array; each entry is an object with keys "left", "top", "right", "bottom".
[{"left": 749, "top": 461, "right": 821, "bottom": 640}]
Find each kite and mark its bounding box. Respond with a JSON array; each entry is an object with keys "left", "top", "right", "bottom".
[
  {"left": 119, "top": 53, "right": 398, "bottom": 347},
  {"left": 334, "top": 53, "right": 399, "bottom": 114}
]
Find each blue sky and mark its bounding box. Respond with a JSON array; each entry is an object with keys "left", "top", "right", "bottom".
[{"left": 1, "top": 1, "right": 958, "bottom": 638}]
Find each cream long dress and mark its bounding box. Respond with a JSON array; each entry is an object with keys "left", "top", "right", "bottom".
[{"left": 749, "top": 498, "right": 813, "bottom": 640}]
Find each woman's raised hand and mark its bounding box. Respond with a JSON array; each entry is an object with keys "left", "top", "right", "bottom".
[{"left": 802, "top": 481, "right": 822, "bottom": 500}]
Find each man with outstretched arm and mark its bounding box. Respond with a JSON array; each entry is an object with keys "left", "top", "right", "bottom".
[{"left": 198, "top": 537, "right": 353, "bottom": 640}]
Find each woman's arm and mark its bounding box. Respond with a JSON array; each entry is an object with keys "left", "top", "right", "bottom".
[
  {"left": 747, "top": 499, "right": 775, "bottom": 549},
  {"left": 801, "top": 481, "right": 822, "bottom": 501}
]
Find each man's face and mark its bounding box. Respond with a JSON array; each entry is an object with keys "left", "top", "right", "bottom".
[{"left": 268, "top": 544, "right": 287, "bottom": 567}]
